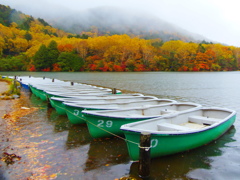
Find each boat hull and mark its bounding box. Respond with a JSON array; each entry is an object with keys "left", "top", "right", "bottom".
[
  {"left": 29, "top": 85, "right": 49, "bottom": 101},
  {"left": 82, "top": 102, "right": 201, "bottom": 138},
  {"left": 64, "top": 97, "right": 172, "bottom": 124},
  {"left": 122, "top": 114, "right": 236, "bottom": 161},
  {"left": 84, "top": 114, "right": 151, "bottom": 138},
  {"left": 65, "top": 105, "right": 101, "bottom": 124},
  {"left": 20, "top": 82, "right": 30, "bottom": 90}
]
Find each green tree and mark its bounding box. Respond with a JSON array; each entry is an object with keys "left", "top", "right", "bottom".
[
  {"left": 24, "top": 32, "right": 32, "bottom": 41},
  {"left": 197, "top": 43, "right": 206, "bottom": 53},
  {"left": 10, "top": 56, "right": 26, "bottom": 71},
  {"left": 19, "top": 16, "right": 34, "bottom": 30},
  {"left": 126, "top": 59, "right": 136, "bottom": 71},
  {"left": 0, "top": 58, "right": 11, "bottom": 71},
  {"left": 57, "top": 52, "right": 84, "bottom": 71},
  {"left": 33, "top": 44, "right": 48, "bottom": 71},
  {"left": 0, "top": 56, "right": 25, "bottom": 71},
  {"left": 47, "top": 40, "right": 59, "bottom": 68},
  {"left": 37, "top": 18, "right": 50, "bottom": 26},
  {"left": 0, "top": 5, "right": 11, "bottom": 26}
]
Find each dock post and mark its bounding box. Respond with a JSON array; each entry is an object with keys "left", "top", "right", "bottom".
[
  {"left": 43, "top": 76, "right": 45, "bottom": 79},
  {"left": 138, "top": 132, "right": 151, "bottom": 178},
  {"left": 71, "top": 82, "right": 74, "bottom": 86},
  {"left": 52, "top": 78, "right": 54, "bottom": 82},
  {"left": 112, "top": 88, "right": 117, "bottom": 94}
]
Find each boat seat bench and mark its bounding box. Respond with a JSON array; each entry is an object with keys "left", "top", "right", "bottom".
[
  {"left": 160, "top": 109, "right": 177, "bottom": 115},
  {"left": 157, "top": 123, "right": 192, "bottom": 131},
  {"left": 188, "top": 116, "right": 220, "bottom": 125}
]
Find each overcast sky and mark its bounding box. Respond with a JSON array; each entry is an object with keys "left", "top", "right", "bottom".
[{"left": 1, "top": 0, "right": 240, "bottom": 47}]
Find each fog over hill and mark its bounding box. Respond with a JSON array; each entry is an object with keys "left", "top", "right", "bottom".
[
  {"left": 41, "top": 6, "right": 207, "bottom": 42},
  {"left": 0, "top": 1, "right": 208, "bottom": 42}
]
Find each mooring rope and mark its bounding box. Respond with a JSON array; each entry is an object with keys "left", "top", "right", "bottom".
[{"left": 52, "top": 101, "right": 140, "bottom": 146}]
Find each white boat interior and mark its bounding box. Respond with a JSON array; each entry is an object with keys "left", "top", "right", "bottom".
[
  {"left": 82, "top": 102, "right": 201, "bottom": 117},
  {"left": 51, "top": 95, "right": 158, "bottom": 104},
  {"left": 62, "top": 96, "right": 159, "bottom": 105},
  {"left": 120, "top": 107, "right": 236, "bottom": 134},
  {"left": 64, "top": 99, "right": 177, "bottom": 109},
  {"left": 49, "top": 93, "right": 143, "bottom": 99},
  {"left": 50, "top": 94, "right": 144, "bottom": 102},
  {"left": 46, "top": 91, "right": 112, "bottom": 96}
]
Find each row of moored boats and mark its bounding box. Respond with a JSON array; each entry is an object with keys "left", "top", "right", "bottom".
[{"left": 9, "top": 76, "right": 237, "bottom": 161}]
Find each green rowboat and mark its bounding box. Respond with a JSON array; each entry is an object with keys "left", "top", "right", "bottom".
[
  {"left": 49, "top": 94, "right": 144, "bottom": 114},
  {"left": 29, "top": 82, "right": 122, "bottom": 101},
  {"left": 64, "top": 98, "right": 177, "bottom": 124},
  {"left": 120, "top": 107, "right": 236, "bottom": 161},
  {"left": 82, "top": 102, "right": 201, "bottom": 138}
]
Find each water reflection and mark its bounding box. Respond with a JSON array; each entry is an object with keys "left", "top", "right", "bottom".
[
  {"left": 187, "top": 126, "right": 237, "bottom": 179},
  {"left": 128, "top": 126, "right": 236, "bottom": 179},
  {"left": 47, "top": 109, "right": 71, "bottom": 132},
  {"left": 66, "top": 124, "right": 93, "bottom": 149},
  {"left": 84, "top": 137, "right": 129, "bottom": 172},
  {"left": 29, "top": 93, "right": 47, "bottom": 108}
]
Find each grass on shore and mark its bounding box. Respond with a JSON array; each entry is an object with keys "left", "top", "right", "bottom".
[{"left": 0, "top": 76, "right": 21, "bottom": 99}]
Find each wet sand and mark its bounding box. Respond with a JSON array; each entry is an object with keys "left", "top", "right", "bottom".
[
  {"left": 0, "top": 81, "right": 13, "bottom": 141},
  {"left": 0, "top": 82, "right": 13, "bottom": 179},
  {"left": 0, "top": 81, "right": 12, "bottom": 121},
  {"left": 0, "top": 81, "right": 9, "bottom": 94}
]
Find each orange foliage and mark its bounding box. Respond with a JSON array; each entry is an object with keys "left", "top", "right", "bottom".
[
  {"left": 52, "top": 63, "right": 61, "bottom": 72},
  {"left": 41, "top": 67, "right": 50, "bottom": 72},
  {"left": 58, "top": 44, "right": 74, "bottom": 52},
  {"left": 178, "top": 66, "right": 189, "bottom": 71},
  {"left": 28, "top": 64, "right": 36, "bottom": 72},
  {"left": 135, "top": 64, "right": 147, "bottom": 71},
  {"left": 89, "top": 64, "right": 97, "bottom": 71},
  {"left": 113, "top": 65, "right": 124, "bottom": 72},
  {"left": 91, "top": 55, "right": 102, "bottom": 60},
  {"left": 192, "top": 66, "right": 199, "bottom": 71},
  {"left": 99, "top": 65, "right": 109, "bottom": 72}
]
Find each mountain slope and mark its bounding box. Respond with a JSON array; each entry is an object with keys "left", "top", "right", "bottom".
[{"left": 47, "top": 7, "right": 206, "bottom": 42}]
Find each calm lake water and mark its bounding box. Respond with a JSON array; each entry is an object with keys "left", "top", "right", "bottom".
[{"left": 1, "top": 71, "right": 240, "bottom": 180}]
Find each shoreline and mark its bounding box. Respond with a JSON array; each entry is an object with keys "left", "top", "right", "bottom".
[
  {"left": 0, "top": 81, "right": 15, "bottom": 172},
  {"left": 0, "top": 81, "right": 9, "bottom": 94},
  {"left": 0, "top": 81, "right": 12, "bottom": 120}
]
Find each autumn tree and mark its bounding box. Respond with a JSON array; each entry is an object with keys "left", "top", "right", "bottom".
[
  {"left": 175, "top": 42, "right": 198, "bottom": 71},
  {"left": 161, "top": 40, "right": 183, "bottom": 71},
  {"left": 150, "top": 55, "right": 169, "bottom": 71}
]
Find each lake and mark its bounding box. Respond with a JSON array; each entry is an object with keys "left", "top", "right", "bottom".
[{"left": 1, "top": 71, "right": 240, "bottom": 180}]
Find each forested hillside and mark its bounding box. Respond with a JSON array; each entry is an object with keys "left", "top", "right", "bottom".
[{"left": 0, "top": 4, "right": 240, "bottom": 72}]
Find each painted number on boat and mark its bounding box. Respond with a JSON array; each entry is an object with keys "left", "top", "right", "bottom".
[
  {"left": 151, "top": 139, "right": 158, "bottom": 148},
  {"left": 73, "top": 109, "right": 79, "bottom": 116},
  {"left": 97, "top": 120, "right": 113, "bottom": 128}
]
